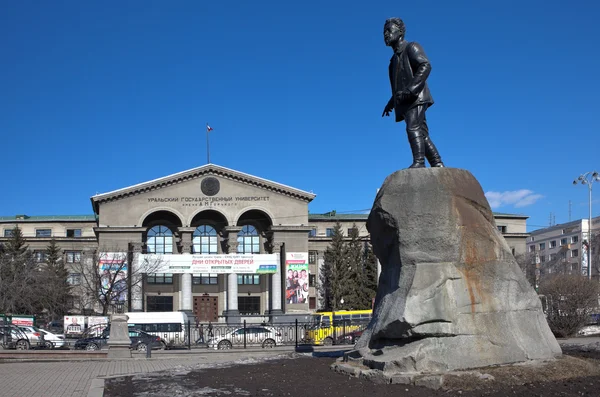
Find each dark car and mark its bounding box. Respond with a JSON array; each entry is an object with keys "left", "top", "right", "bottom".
[
  {"left": 74, "top": 328, "right": 161, "bottom": 352},
  {"left": 335, "top": 329, "right": 363, "bottom": 345}
]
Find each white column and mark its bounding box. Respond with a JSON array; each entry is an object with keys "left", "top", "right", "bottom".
[
  {"left": 180, "top": 273, "right": 193, "bottom": 311},
  {"left": 270, "top": 241, "right": 282, "bottom": 313},
  {"left": 130, "top": 252, "right": 143, "bottom": 311},
  {"left": 224, "top": 228, "right": 241, "bottom": 322},
  {"left": 227, "top": 273, "right": 238, "bottom": 312},
  {"left": 129, "top": 243, "right": 143, "bottom": 311}
]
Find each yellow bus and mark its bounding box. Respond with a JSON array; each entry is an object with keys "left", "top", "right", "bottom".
[{"left": 304, "top": 309, "right": 372, "bottom": 346}]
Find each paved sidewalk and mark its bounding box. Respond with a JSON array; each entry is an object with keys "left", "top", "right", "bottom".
[
  {"left": 1, "top": 339, "right": 594, "bottom": 397},
  {"left": 0, "top": 350, "right": 292, "bottom": 397}
]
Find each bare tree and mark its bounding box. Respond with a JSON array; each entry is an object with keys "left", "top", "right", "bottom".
[
  {"left": 69, "top": 250, "right": 163, "bottom": 315},
  {"left": 539, "top": 274, "right": 600, "bottom": 338}
]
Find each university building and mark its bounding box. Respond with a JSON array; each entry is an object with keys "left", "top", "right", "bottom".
[{"left": 0, "top": 164, "right": 529, "bottom": 323}]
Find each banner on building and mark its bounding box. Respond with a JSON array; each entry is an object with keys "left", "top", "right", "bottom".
[
  {"left": 138, "top": 253, "right": 278, "bottom": 274},
  {"left": 99, "top": 252, "right": 128, "bottom": 303},
  {"left": 285, "top": 252, "right": 309, "bottom": 304},
  {"left": 582, "top": 243, "right": 589, "bottom": 276}
]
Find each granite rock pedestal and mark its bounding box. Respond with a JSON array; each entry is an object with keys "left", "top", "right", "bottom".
[{"left": 344, "top": 168, "right": 561, "bottom": 377}]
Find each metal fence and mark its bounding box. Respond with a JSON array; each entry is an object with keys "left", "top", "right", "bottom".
[
  {"left": 1, "top": 319, "right": 371, "bottom": 351},
  {"left": 189, "top": 320, "right": 310, "bottom": 349}
]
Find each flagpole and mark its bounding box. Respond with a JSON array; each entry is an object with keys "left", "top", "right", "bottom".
[{"left": 206, "top": 123, "right": 210, "bottom": 164}]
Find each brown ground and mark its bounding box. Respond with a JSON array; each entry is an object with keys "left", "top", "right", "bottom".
[{"left": 104, "top": 344, "right": 600, "bottom": 397}]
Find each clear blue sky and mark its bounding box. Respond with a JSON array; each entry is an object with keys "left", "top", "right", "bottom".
[{"left": 1, "top": 1, "right": 599, "bottom": 232}]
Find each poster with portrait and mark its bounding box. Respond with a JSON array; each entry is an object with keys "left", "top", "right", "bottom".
[
  {"left": 99, "top": 252, "right": 128, "bottom": 303},
  {"left": 63, "top": 315, "right": 85, "bottom": 336},
  {"left": 285, "top": 252, "right": 309, "bottom": 304}
]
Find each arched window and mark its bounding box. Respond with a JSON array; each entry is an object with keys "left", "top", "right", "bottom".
[
  {"left": 146, "top": 225, "right": 173, "bottom": 254},
  {"left": 237, "top": 225, "right": 260, "bottom": 254},
  {"left": 193, "top": 225, "right": 218, "bottom": 254}
]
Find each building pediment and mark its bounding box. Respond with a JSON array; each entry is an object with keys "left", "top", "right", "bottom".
[{"left": 90, "top": 164, "right": 316, "bottom": 213}]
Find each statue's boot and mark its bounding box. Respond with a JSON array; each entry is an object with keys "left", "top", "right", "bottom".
[
  {"left": 408, "top": 134, "right": 426, "bottom": 168},
  {"left": 424, "top": 135, "right": 444, "bottom": 167}
]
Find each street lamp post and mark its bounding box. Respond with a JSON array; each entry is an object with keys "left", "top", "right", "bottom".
[{"left": 573, "top": 171, "right": 600, "bottom": 280}]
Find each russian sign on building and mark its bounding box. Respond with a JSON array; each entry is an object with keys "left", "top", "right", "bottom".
[{"left": 137, "top": 253, "right": 278, "bottom": 274}]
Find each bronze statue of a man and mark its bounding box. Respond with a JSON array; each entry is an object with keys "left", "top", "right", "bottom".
[{"left": 382, "top": 18, "right": 444, "bottom": 168}]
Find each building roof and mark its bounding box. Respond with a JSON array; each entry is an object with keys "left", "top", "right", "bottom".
[
  {"left": 90, "top": 163, "right": 317, "bottom": 213},
  {"left": 309, "top": 211, "right": 527, "bottom": 221},
  {"left": 309, "top": 212, "right": 368, "bottom": 221},
  {"left": 0, "top": 215, "right": 97, "bottom": 223},
  {"left": 530, "top": 216, "right": 600, "bottom": 236},
  {"left": 492, "top": 212, "right": 529, "bottom": 219}
]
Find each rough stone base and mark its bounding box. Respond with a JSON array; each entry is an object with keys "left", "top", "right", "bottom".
[
  {"left": 331, "top": 357, "right": 564, "bottom": 391},
  {"left": 331, "top": 354, "right": 600, "bottom": 392}
]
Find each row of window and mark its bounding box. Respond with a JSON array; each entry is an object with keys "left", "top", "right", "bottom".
[
  {"left": 147, "top": 295, "right": 261, "bottom": 314},
  {"left": 34, "top": 250, "right": 82, "bottom": 263},
  {"left": 146, "top": 273, "right": 262, "bottom": 285},
  {"left": 308, "top": 228, "right": 359, "bottom": 237},
  {"left": 537, "top": 249, "right": 580, "bottom": 263},
  {"left": 529, "top": 236, "right": 579, "bottom": 252},
  {"left": 147, "top": 224, "right": 260, "bottom": 254},
  {"left": 3, "top": 228, "right": 82, "bottom": 238},
  {"left": 66, "top": 272, "right": 279, "bottom": 287}
]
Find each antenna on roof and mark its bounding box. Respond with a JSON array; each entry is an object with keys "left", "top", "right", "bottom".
[{"left": 568, "top": 200, "right": 572, "bottom": 222}]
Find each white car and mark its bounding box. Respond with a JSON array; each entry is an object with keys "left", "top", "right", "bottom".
[
  {"left": 208, "top": 326, "right": 283, "bottom": 350},
  {"left": 39, "top": 328, "right": 66, "bottom": 348},
  {"left": 577, "top": 325, "right": 600, "bottom": 336},
  {"left": 18, "top": 326, "right": 66, "bottom": 349}
]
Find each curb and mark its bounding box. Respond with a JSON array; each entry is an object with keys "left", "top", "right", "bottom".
[{"left": 88, "top": 378, "right": 104, "bottom": 397}]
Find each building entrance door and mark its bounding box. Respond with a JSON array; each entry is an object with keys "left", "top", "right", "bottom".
[{"left": 194, "top": 296, "right": 218, "bottom": 322}]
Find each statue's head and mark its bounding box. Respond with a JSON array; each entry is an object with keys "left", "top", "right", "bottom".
[{"left": 384, "top": 18, "right": 406, "bottom": 47}]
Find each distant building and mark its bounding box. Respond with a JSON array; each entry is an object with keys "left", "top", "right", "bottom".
[
  {"left": 528, "top": 217, "right": 600, "bottom": 278},
  {"left": 0, "top": 164, "right": 530, "bottom": 321}
]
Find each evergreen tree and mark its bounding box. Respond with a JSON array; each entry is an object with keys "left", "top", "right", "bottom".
[
  {"left": 320, "top": 222, "right": 346, "bottom": 310},
  {"left": 363, "top": 241, "right": 379, "bottom": 308},
  {"left": 0, "top": 226, "right": 40, "bottom": 314},
  {"left": 42, "top": 239, "right": 72, "bottom": 319},
  {"left": 342, "top": 224, "right": 364, "bottom": 309}
]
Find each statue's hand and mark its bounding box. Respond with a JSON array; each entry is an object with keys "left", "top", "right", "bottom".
[{"left": 382, "top": 101, "right": 393, "bottom": 117}]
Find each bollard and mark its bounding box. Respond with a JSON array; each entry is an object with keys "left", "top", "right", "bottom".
[
  {"left": 295, "top": 319, "right": 298, "bottom": 348},
  {"left": 146, "top": 340, "right": 152, "bottom": 358}
]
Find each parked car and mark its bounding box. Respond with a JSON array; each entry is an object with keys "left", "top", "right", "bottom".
[
  {"left": 578, "top": 325, "right": 600, "bottom": 336},
  {"left": 17, "top": 326, "right": 44, "bottom": 348},
  {"left": 208, "top": 326, "right": 283, "bottom": 350},
  {"left": 335, "top": 329, "right": 364, "bottom": 345},
  {"left": 39, "top": 328, "right": 67, "bottom": 348},
  {"left": 73, "top": 328, "right": 162, "bottom": 352},
  {"left": 0, "top": 325, "right": 31, "bottom": 350},
  {"left": 18, "top": 326, "right": 66, "bottom": 348}
]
